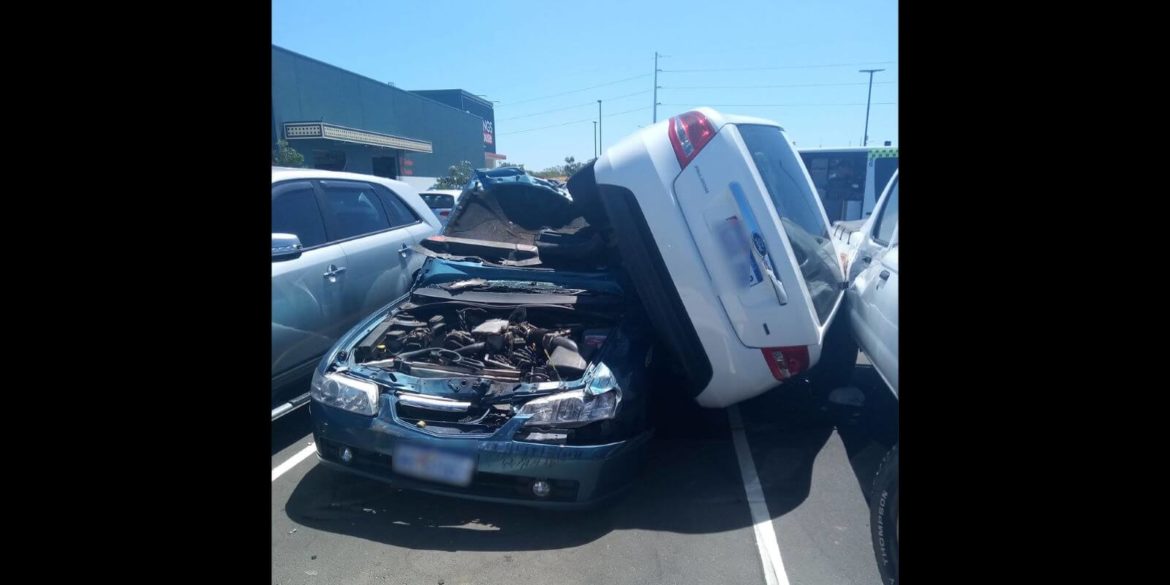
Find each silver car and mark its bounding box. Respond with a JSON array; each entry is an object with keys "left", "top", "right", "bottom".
[{"left": 271, "top": 167, "right": 440, "bottom": 418}]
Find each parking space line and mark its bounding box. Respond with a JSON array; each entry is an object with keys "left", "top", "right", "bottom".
[
  {"left": 728, "top": 405, "right": 791, "bottom": 585},
  {"left": 272, "top": 443, "right": 317, "bottom": 482}
]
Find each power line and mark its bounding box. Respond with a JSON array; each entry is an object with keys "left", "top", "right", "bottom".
[
  {"left": 662, "top": 81, "right": 895, "bottom": 90},
  {"left": 661, "top": 61, "right": 895, "bottom": 73},
  {"left": 500, "top": 106, "right": 650, "bottom": 136},
  {"left": 501, "top": 90, "right": 650, "bottom": 121},
  {"left": 496, "top": 74, "right": 651, "bottom": 106},
  {"left": 499, "top": 117, "right": 597, "bottom": 136}
]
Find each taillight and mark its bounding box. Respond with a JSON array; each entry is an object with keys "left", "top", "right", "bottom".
[
  {"left": 439, "top": 210, "right": 450, "bottom": 218},
  {"left": 761, "top": 346, "right": 810, "bottom": 381},
  {"left": 668, "top": 110, "right": 716, "bottom": 169}
]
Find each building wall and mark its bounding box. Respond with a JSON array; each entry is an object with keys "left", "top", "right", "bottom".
[
  {"left": 410, "top": 89, "right": 496, "bottom": 155},
  {"left": 271, "top": 45, "right": 485, "bottom": 178}
]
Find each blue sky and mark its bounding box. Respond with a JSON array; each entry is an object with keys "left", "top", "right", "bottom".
[{"left": 273, "top": 0, "right": 898, "bottom": 170}]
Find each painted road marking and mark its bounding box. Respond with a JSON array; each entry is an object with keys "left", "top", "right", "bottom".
[
  {"left": 272, "top": 443, "right": 317, "bottom": 482},
  {"left": 729, "top": 405, "right": 791, "bottom": 585}
]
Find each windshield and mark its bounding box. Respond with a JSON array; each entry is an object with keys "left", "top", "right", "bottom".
[
  {"left": 737, "top": 124, "right": 844, "bottom": 323},
  {"left": 421, "top": 193, "right": 455, "bottom": 208}
]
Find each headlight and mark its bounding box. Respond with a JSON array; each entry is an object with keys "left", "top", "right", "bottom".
[
  {"left": 311, "top": 371, "right": 380, "bottom": 416},
  {"left": 518, "top": 363, "right": 621, "bottom": 427}
]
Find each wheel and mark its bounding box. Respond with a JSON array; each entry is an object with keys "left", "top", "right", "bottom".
[
  {"left": 871, "top": 444, "right": 898, "bottom": 585},
  {"left": 807, "top": 311, "right": 858, "bottom": 392}
]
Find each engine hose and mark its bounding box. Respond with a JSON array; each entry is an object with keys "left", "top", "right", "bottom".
[
  {"left": 483, "top": 356, "right": 518, "bottom": 370},
  {"left": 397, "top": 347, "right": 464, "bottom": 361},
  {"left": 455, "top": 342, "right": 486, "bottom": 355},
  {"left": 546, "top": 335, "right": 578, "bottom": 353}
]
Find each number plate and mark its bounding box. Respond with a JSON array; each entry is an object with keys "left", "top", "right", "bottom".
[{"left": 392, "top": 443, "right": 475, "bottom": 487}]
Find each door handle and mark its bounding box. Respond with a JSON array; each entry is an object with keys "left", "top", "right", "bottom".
[
  {"left": 879, "top": 269, "right": 890, "bottom": 280},
  {"left": 323, "top": 264, "right": 346, "bottom": 279},
  {"left": 862, "top": 256, "right": 872, "bottom": 264},
  {"left": 399, "top": 244, "right": 412, "bottom": 258}
]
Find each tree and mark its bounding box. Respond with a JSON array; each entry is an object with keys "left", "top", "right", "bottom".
[
  {"left": 497, "top": 162, "right": 525, "bottom": 170},
  {"left": 562, "top": 156, "right": 584, "bottom": 177},
  {"left": 432, "top": 160, "right": 474, "bottom": 189},
  {"left": 273, "top": 140, "right": 305, "bottom": 167}
]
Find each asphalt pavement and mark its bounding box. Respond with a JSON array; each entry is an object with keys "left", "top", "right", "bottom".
[{"left": 271, "top": 361, "right": 896, "bottom": 585}]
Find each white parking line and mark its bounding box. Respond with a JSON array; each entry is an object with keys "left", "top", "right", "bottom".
[
  {"left": 728, "top": 405, "right": 791, "bottom": 585},
  {"left": 272, "top": 443, "right": 317, "bottom": 482}
]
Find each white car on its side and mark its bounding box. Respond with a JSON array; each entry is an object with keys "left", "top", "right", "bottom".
[{"left": 584, "top": 107, "right": 856, "bottom": 407}]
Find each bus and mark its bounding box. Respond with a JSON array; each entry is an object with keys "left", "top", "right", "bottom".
[{"left": 799, "top": 146, "right": 898, "bottom": 223}]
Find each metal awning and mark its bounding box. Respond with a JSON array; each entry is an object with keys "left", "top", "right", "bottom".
[{"left": 283, "top": 122, "right": 433, "bottom": 154}]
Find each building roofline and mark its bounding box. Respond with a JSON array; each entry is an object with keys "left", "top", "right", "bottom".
[{"left": 272, "top": 44, "right": 487, "bottom": 122}]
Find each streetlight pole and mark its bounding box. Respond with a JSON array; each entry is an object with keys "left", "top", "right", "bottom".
[
  {"left": 597, "top": 100, "right": 602, "bottom": 153},
  {"left": 593, "top": 121, "right": 598, "bottom": 158},
  {"left": 859, "top": 68, "right": 884, "bottom": 147}
]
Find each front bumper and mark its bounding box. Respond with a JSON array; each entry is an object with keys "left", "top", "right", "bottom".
[{"left": 309, "top": 394, "right": 651, "bottom": 509}]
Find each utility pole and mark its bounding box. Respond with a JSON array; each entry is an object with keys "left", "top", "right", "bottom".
[
  {"left": 597, "top": 100, "right": 602, "bottom": 153},
  {"left": 653, "top": 51, "right": 663, "bottom": 123},
  {"left": 859, "top": 68, "right": 884, "bottom": 147},
  {"left": 593, "top": 121, "right": 598, "bottom": 158}
]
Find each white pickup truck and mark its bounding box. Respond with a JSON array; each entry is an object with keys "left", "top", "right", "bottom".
[{"left": 840, "top": 169, "right": 898, "bottom": 585}]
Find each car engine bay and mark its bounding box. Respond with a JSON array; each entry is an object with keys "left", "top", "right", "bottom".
[{"left": 353, "top": 303, "right": 613, "bottom": 384}]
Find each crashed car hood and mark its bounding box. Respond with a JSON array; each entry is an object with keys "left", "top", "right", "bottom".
[{"left": 437, "top": 169, "right": 605, "bottom": 269}]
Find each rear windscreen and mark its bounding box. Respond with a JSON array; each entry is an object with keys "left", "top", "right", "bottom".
[
  {"left": 421, "top": 194, "right": 455, "bottom": 209},
  {"left": 737, "top": 125, "right": 843, "bottom": 324}
]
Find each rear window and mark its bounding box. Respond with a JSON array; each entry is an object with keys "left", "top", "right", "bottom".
[
  {"left": 737, "top": 125, "right": 843, "bottom": 324},
  {"left": 421, "top": 193, "right": 455, "bottom": 209}
]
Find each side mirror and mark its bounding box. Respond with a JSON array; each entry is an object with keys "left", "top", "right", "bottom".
[{"left": 272, "top": 233, "right": 303, "bottom": 260}]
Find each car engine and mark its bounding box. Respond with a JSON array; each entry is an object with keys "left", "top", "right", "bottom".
[{"left": 354, "top": 304, "right": 611, "bottom": 383}]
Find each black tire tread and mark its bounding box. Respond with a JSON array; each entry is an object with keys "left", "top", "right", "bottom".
[{"left": 870, "top": 443, "right": 899, "bottom": 585}]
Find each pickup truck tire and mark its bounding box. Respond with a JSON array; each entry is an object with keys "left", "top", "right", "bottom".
[
  {"left": 807, "top": 312, "right": 857, "bottom": 392},
  {"left": 871, "top": 444, "right": 899, "bottom": 585}
]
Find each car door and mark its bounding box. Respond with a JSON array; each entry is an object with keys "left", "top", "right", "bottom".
[
  {"left": 849, "top": 173, "right": 898, "bottom": 282},
  {"left": 316, "top": 179, "right": 422, "bottom": 326},
  {"left": 867, "top": 242, "right": 898, "bottom": 394},
  {"left": 271, "top": 180, "right": 348, "bottom": 390},
  {"left": 847, "top": 176, "right": 898, "bottom": 392}
]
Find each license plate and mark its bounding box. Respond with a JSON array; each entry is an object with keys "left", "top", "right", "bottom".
[{"left": 392, "top": 443, "right": 475, "bottom": 487}]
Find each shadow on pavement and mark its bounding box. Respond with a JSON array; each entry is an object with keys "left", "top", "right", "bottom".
[{"left": 833, "top": 365, "right": 898, "bottom": 502}]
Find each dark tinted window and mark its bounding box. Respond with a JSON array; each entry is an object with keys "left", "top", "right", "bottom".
[
  {"left": 873, "top": 179, "right": 899, "bottom": 245},
  {"left": 319, "top": 183, "right": 391, "bottom": 240},
  {"left": 272, "top": 185, "right": 326, "bottom": 248},
  {"left": 376, "top": 187, "right": 421, "bottom": 228},
  {"left": 421, "top": 193, "right": 455, "bottom": 209},
  {"left": 739, "top": 125, "right": 843, "bottom": 324},
  {"left": 873, "top": 158, "right": 898, "bottom": 202},
  {"left": 799, "top": 151, "right": 866, "bottom": 222}
]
